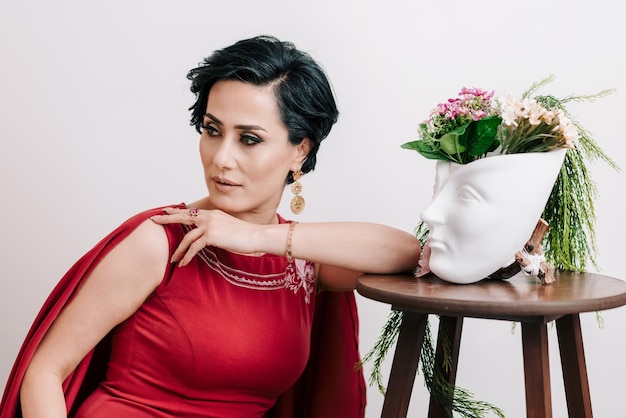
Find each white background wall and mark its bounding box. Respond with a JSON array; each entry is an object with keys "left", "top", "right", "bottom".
[{"left": 1, "top": 1, "right": 624, "bottom": 417}]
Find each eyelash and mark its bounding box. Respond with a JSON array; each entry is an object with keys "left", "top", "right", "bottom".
[
  {"left": 201, "top": 124, "right": 219, "bottom": 136},
  {"left": 201, "top": 124, "right": 262, "bottom": 146},
  {"left": 241, "top": 134, "right": 262, "bottom": 145}
]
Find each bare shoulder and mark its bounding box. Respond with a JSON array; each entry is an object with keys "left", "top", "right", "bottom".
[
  {"left": 125, "top": 218, "right": 171, "bottom": 260},
  {"left": 95, "top": 218, "right": 171, "bottom": 290},
  {"left": 20, "top": 219, "right": 172, "bottom": 385}
]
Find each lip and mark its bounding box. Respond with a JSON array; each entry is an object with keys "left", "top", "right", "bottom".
[
  {"left": 211, "top": 176, "right": 241, "bottom": 192},
  {"left": 426, "top": 237, "right": 447, "bottom": 251}
]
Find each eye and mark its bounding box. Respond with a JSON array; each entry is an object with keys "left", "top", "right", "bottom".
[
  {"left": 456, "top": 185, "right": 482, "bottom": 203},
  {"left": 201, "top": 123, "right": 221, "bottom": 137},
  {"left": 241, "top": 134, "right": 262, "bottom": 146}
]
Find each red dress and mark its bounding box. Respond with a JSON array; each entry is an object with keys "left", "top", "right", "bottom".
[
  {"left": 76, "top": 220, "right": 317, "bottom": 417},
  {"left": 0, "top": 206, "right": 366, "bottom": 418}
]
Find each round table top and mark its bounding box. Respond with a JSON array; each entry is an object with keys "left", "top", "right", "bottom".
[{"left": 356, "top": 271, "right": 626, "bottom": 319}]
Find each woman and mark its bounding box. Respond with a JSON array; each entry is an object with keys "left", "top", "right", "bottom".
[{"left": 3, "top": 35, "right": 420, "bottom": 417}]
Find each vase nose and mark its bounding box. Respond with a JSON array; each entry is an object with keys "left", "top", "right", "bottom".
[{"left": 420, "top": 199, "right": 442, "bottom": 229}]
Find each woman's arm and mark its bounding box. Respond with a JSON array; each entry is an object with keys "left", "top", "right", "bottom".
[
  {"left": 151, "top": 208, "right": 421, "bottom": 291},
  {"left": 20, "top": 220, "right": 169, "bottom": 418},
  {"left": 262, "top": 221, "right": 421, "bottom": 290}
]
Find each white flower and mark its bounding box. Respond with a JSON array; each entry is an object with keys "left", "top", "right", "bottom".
[
  {"left": 558, "top": 115, "right": 579, "bottom": 147},
  {"left": 520, "top": 98, "right": 535, "bottom": 119},
  {"left": 499, "top": 93, "right": 518, "bottom": 108},
  {"left": 528, "top": 101, "right": 547, "bottom": 125},
  {"left": 498, "top": 94, "right": 521, "bottom": 126},
  {"left": 542, "top": 109, "right": 556, "bottom": 125},
  {"left": 501, "top": 109, "right": 518, "bottom": 126}
]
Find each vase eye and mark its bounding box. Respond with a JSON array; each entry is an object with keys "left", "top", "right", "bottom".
[{"left": 456, "top": 184, "right": 481, "bottom": 203}]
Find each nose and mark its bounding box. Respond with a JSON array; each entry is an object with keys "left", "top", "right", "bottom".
[
  {"left": 420, "top": 196, "right": 444, "bottom": 228},
  {"left": 211, "top": 138, "right": 237, "bottom": 169}
]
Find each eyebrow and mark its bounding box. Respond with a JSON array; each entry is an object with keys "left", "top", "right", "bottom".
[{"left": 203, "top": 113, "right": 267, "bottom": 132}]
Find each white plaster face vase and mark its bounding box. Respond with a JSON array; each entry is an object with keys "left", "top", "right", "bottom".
[{"left": 420, "top": 148, "right": 567, "bottom": 284}]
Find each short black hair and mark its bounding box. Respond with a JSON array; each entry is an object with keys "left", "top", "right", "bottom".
[{"left": 187, "top": 35, "right": 339, "bottom": 182}]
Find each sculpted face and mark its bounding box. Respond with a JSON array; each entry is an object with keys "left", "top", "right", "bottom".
[{"left": 420, "top": 149, "right": 566, "bottom": 284}]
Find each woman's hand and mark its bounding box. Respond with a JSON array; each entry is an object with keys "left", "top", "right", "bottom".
[{"left": 150, "top": 207, "right": 263, "bottom": 266}]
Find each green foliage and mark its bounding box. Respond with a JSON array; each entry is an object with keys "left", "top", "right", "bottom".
[
  {"left": 543, "top": 148, "right": 597, "bottom": 270},
  {"left": 538, "top": 84, "right": 619, "bottom": 270},
  {"left": 362, "top": 309, "right": 505, "bottom": 418},
  {"left": 402, "top": 116, "right": 502, "bottom": 164},
  {"left": 359, "top": 310, "right": 403, "bottom": 394}
]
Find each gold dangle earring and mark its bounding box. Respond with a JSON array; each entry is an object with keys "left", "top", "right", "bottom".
[{"left": 290, "top": 170, "right": 305, "bottom": 214}]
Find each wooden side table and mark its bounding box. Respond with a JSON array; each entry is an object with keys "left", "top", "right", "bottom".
[{"left": 356, "top": 271, "right": 626, "bottom": 418}]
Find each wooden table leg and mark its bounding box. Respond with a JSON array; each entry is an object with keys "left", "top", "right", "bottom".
[
  {"left": 381, "top": 311, "right": 428, "bottom": 418},
  {"left": 556, "top": 314, "right": 593, "bottom": 418},
  {"left": 428, "top": 316, "right": 463, "bottom": 418},
  {"left": 521, "top": 322, "right": 552, "bottom": 418}
]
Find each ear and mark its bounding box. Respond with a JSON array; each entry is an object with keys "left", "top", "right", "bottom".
[{"left": 291, "top": 138, "right": 313, "bottom": 171}]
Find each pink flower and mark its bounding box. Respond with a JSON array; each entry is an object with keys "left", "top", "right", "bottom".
[{"left": 415, "top": 243, "right": 432, "bottom": 278}]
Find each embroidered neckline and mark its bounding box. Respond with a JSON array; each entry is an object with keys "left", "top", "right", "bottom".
[
  {"left": 180, "top": 224, "right": 316, "bottom": 302},
  {"left": 196, "top": 246, "right": 286, "bottom": 290}
]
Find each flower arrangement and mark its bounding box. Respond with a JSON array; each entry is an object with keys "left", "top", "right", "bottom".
[
  {"left": 498, "top": 93, "right": 578, "bottom": 153},
  {"left": 402, "top": 87, "right": 501, "bottom": 164},
  {"left": 362, "top": 76, "right": 619, "bottom": 418},
  {"left": 401, "top": 81, "right": 580, "bottom": 164}
]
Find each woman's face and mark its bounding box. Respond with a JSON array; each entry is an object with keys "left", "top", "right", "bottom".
[{"left": 199, "top": 80, "right": 310, "bottom": 222}]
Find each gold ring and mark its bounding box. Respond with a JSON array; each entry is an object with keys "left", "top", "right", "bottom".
[{"left": 188, "top": 208, "right": 199, "bottom": 223}]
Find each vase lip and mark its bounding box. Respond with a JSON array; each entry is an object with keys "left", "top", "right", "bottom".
[
  {"left": 437, "top": 148, "right": 567, "bottom": 168},
  {"left": 433, "top": 148, "right": 567, "bottom": 190}
]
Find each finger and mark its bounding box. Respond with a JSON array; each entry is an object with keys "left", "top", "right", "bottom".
[
  {"left": 151, "top": 207, "right": 199, "bottom": 225},
  {"left": 179, "top": 239, "right": 209, "bottom": 267},
  {"left": 171, "top": 226, "right": 201, "bottom": 262},
  {"left": 170, "top": 228, "right": 207, "bottom": 266}
]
